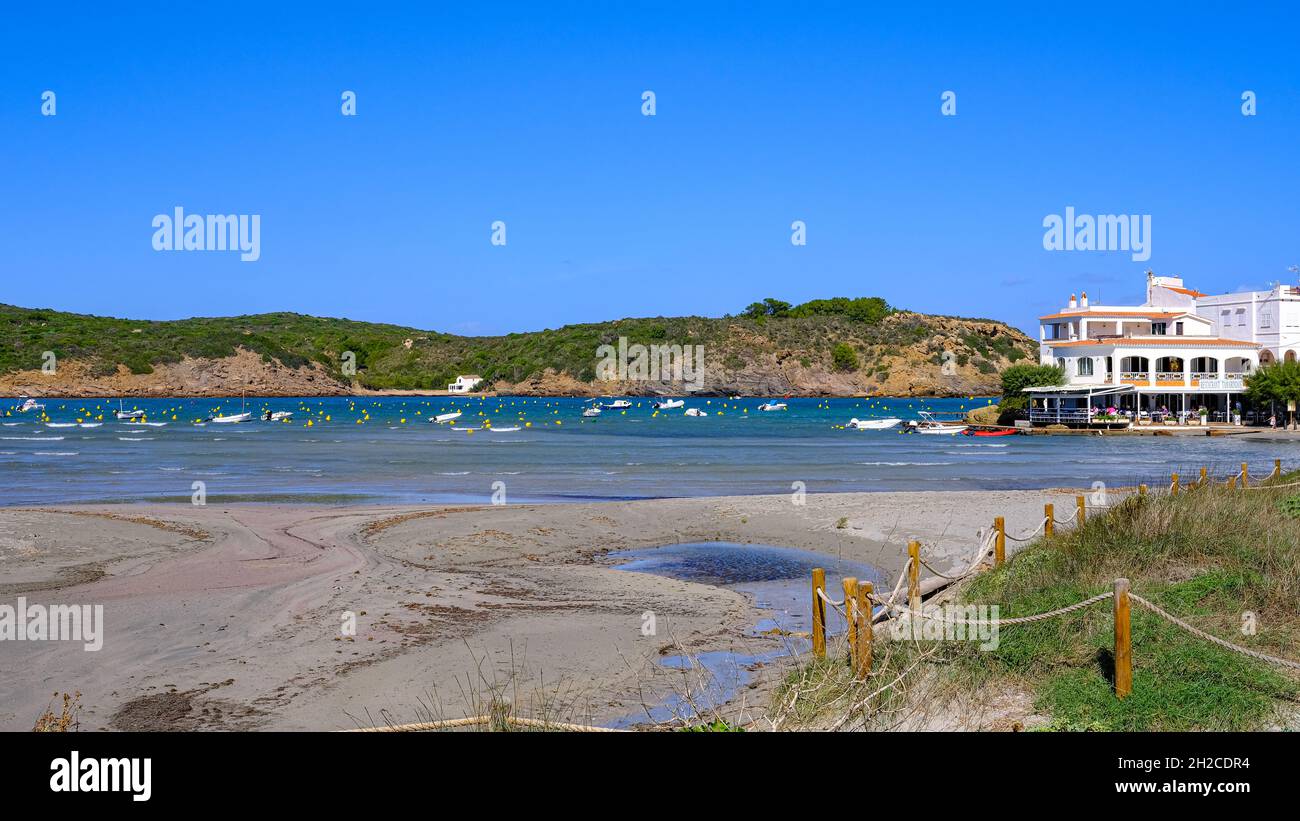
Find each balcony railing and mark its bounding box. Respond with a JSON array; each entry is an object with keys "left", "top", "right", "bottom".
[
  {"left": 1028, "top": 408, "right": 1095, "bottom": 423},
  {"left": 1155, "top": 371, "right": 1183, "bottom": 381},
  {"left": 1190, "top": 371, "right": 1217, "bottom": 380},
  {"left": 1120, "top": 371, "right": 1148, "bottom": 381}
]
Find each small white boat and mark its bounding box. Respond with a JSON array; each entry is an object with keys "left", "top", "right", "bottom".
[
  {"left": 757, "top": 402, "right": 788, "bottom": 412},
  {"left": 652, "top": 399, "right": 684, "bottom": 410},
  {"left": 684, "top": 407, "right": 707, "bottom": 417},
  {"left": 262, "top": 411, "right": 294, "bottom": 422},
  {"left": 601, "top": 399, "right": 632, "bottom": 410},
  {"left": 431, "top": 411, "right": 462, "bottom": 424},
  {"left": 848, "top": 417, "right": 901, "bottom": 430},
  {"left": 918, "top": 425, "right": 966, "bottom": 435},
  {"left": 16, "top": 398, "right": 45, "bottom": 414},
  {"left": 210, "top": 413, "right": 252, "bottom": 424},
  {"left": 911, "top": 411, "right": 967, "bottom": 435},
  {"left": 209, "top": 395, "right": 251, "bottom": 424},
  {"left": 114, "top": 400, "right": 145, "bottom": 420},
  {"left": 582, "top": 407, "right": 602, "bottom": 418}
]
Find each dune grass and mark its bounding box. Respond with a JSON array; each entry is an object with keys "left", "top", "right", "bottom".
[
  {"left": 948, "top": 473, "right": 1300, "bottom": 730},
  {"left": 775, "top": 472, "right": 1300, "bottom": 731}
]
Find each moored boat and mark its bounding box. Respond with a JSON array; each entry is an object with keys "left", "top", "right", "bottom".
[
  {"left": 847, "top": 417, "right": 901, "bottom": 430},
  {"left": 910, "top": 410, "right": 968, "bottom": 435},
  {"left": 114, "top": 400, "right": 145, "bottom": 420}
]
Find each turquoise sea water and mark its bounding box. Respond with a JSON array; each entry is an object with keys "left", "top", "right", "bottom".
[{"left": 0, "top": 395, "right": 1290, "bottom": 506}]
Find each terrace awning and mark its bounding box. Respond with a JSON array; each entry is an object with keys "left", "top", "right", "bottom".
[{"left": 1023, "top": 385, "right": 1134, "bottom": 397}]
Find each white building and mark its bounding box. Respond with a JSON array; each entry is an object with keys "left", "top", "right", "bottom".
[
  {"left": 447, "top": 375, "right": 483, "bottom": 394},
  {"left": 1028, "top": 272, "right": 1297, "bottom": 426}
]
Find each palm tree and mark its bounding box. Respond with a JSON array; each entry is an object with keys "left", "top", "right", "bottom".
[{"left": 1246, "top": 361, "right": 1300, "bottom": 429}]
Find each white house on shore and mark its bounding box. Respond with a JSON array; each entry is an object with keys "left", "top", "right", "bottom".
[
  {"left": 447, "top": 375, "right": 483, "bottom": 394},
  {"left": 1028, "top": 272, "right": 1297, "bottom": 426}
]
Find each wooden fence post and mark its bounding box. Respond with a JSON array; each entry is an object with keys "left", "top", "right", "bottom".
[
  {"left": 1275, "top": 459, "right": 1283, "bottom": 479},
  {"left": 1138, "top": 483, "right": 1147, "bottom": 497},
  {"left": 1114, "top": 578, "right": 1132, "bottom": 699},
  {"left": 856, "top": 582, "right": 873, "bottom": 680},
  {"left": 1241, "top": 462, "right": 1249, "bottom": 488},
  {"left": 908, "top": 541, "right": 921, "bottom": 613},
  {"left": 1228, "top": 475, "right": 1237, "bottom": 489},
  {"left": 1199, "top": 466, "right": 1207, "bottom": 486},
  {"left": 811, "top": 568, "right": 826, "bottom": 659},
  {"left": 1044, "top": 503, "right": 1054, "bottom": 537},
  {"left": 842, "top": 577, "right": 858, "bottom": 664},
  {"left": 994, "top": 516, "right": 1006, "bottom": 566},
  {"left": 1076, "top": 494, "right": 1086, "bottom": 525},
  {"left": 1171, "top": 473, "right": 1179, "bottom": 496}
]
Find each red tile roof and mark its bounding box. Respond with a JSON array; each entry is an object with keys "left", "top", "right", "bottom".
[
  {"left": 1161, "top": 285, "right": 1207, "bottom": 297},
  {"left": 1046, "top": 338, "right": 1257, "bottom": 348},
  {"left": 1039, "top": 309, "right": 1188, "bottom": 321}
]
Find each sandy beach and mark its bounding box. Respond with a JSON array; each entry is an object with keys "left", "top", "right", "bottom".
[{"left": 0, "top": 489, "right": 1074, "bottom": 731}]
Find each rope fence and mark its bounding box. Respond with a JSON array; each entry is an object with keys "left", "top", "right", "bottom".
[
  {"left": 343, "top": 715, "right": 628, "bottom": 733},
  {"left": 810, "top": 458, "right": 1300, "bottom": 699}
]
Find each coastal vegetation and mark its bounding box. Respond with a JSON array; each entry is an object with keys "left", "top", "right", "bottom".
[
  {"left": 1245, "top": 361, "right": 1300, "bottom": 427},
  {"left": 774, "top": 472, "right": 1300, "bottom": 731},
  {"left": 993, "top": 363, "right": 1065, "bottom": 424},
  {"left": 0, "top": 300, "right": 1036, "bottom": 396}
]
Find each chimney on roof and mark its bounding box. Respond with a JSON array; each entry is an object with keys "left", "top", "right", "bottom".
[
  {"left": 1068, "top": 293, "right": 1078, "bottom": 309},
  {"left": 1080, "top": 291, "right": 1089, "bottom": 308}
]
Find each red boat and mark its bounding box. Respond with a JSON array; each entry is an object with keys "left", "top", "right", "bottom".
[{"left": 963, "top": 428, "right": 1019, "bottom": 437}]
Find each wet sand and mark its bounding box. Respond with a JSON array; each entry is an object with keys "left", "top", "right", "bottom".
[{"left": 0, "top": 490, "right": 1068, "bottom": 730}]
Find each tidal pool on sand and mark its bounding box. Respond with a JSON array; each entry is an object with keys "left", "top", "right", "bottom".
[{"left": 609, "top": 542, "right": 882, "bottom": 727}]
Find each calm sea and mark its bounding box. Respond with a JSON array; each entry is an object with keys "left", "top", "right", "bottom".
[{"left": 0, "top": 395, "right": 1289, "bottom": 506}]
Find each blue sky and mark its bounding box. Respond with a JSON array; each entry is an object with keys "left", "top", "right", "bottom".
[{"left": 2, "top": 2, "right": 1298, "bottom": 336}]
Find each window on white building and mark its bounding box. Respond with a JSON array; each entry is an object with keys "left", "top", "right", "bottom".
[
  {"left": 1077, "top": 358, "right": 1093, "bottom": 377},
  {"left": 1151, "top": 322, "right": 1167, "bottom": 335},
  {"left": 1261, "top": 310, "right": 1272, "bottom": 329},
  {"left": 1236, "top": 309, "right": 1246, "bottom": 327}
]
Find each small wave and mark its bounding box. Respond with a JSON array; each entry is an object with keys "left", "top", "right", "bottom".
[
  {"left": 118, "top": 437, "right": 154, "bottom": 441},
  {"left": 859, "top": 461, "right": 956, "bottom": 466},
  {"left": 2, "top": 436, "right": 64, "bottom": 441},
  {"left": 438, "top": 471, "right": 471, "bottom": 475},
  {"left": 34, "top": 451, "right": 79, "bottom": 457}
]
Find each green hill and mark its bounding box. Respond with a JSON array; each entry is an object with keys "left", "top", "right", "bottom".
[{"left": 0, "top": 298, "right": 1036, "bottom": 396}]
